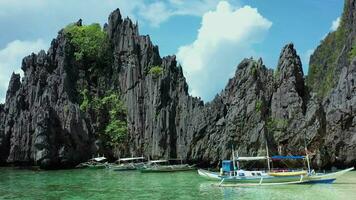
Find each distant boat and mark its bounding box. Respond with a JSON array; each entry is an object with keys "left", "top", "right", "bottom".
[
  {"left": 76, "top": 156, "right": 108, "bottom": 169},
  {"left": 108, "top": 157, "right": 146, "bottom": 171},
  {"left": 140, "top": 159, "right": 196, "bottom": 173}
]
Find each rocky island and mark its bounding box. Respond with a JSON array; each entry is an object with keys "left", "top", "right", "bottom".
[{"left": 0, "top": 0, "right": 356, "bottom": 170}]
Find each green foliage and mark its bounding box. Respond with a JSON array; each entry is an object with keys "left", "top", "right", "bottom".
[
  {"left": 80, "top": 89, "right": 90, "bottom": 111},
  {"left": 155, "top": 110, "right": 160, "bottom": 120},
  {"left": 306, "top": 18, "right": 348, "bottom": 98},
  {"left": 64, "top": 23, "right": 107, "bottom": 61},
  {"left": 348, "top": 44, "right": 356, "bottom": 61},
  {"left": 250, "top": 66, "right": 257, "bottom": 77},
  {"left": 255, "top": 100, "right": 263, "bottom": 112},
  {"left": 148, "top": 66, "right": 164, "bottom": 77},
  {"left": 64, "top": 105, "right": 69, "bottom": 113},
  {"left": 266, "top": 118, "right": 288, "bottom": 133},
  {"left": 274, "top": 68, "right": 280, "bottom": 80},
  {"left": 94, "top": 92, "right": 128, "bottom": 147},
  {"left": 105, "top": 120, "right": 128, "bottom": 146},
  {"left": 79, "top": 89, "right": 128, "bottom": 147}
]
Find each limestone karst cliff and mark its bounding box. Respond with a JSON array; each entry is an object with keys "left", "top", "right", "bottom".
[{"left": 0, "top": 1, "right": 355, "bottom": 169}]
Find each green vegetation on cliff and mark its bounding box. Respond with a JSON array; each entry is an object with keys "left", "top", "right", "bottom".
[
  {"left": 64, "top": 23, "right": 107, "bottom": 61},
  {"left": 255, "top": 100, "right": 263, "bottom": 112},
  {"left": 306, "top": 20, "right": 348, "bottom": 97},
  {"left": 79, "top": 90, "right": 128, "bottom": 147},
  {"left": 100, "top": 93, "right": 128, "bottom": 146},
  {"left": 148, "top": 65, "right": 164, "bottom": 77},
  {"left": 79, "top": 89, "right": 90, "bottom": 111},
  {"left": 349, "top": 43, "right": 356, "bottom": 60},
  {"left": 266, "top": 117, "right": 288, "bottom": 133}
]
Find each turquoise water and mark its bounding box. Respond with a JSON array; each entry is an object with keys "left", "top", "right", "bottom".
[{"left": 0, "top": 168, "right": 356, "bottom": 200}]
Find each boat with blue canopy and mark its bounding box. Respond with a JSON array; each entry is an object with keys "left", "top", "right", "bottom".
[{"left": 198, "top": 146, "right": 354, "bottom": 186}]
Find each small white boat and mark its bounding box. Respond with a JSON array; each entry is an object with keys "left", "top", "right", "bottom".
[
  {"left": 76, "top": 156, "right": 108, "bottom": 169},
  {"left": 140, "top": 160, "right": 196, "bottom": 173},
  {"left": 108, "top": 157, "right": 146, "bottom": 171}
]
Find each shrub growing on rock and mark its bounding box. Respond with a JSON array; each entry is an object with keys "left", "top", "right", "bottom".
[{"left": 64, "top": 23, "right": 107, "bottom": 61}]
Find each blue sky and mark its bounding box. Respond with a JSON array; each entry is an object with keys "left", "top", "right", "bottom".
[{"left": 0, "top": 0, "right": 343, "bottom": 102}]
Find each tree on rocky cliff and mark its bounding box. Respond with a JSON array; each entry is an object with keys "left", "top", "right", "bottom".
[{"left": 64, "top": 22, "right": 107, "bottom": 61}]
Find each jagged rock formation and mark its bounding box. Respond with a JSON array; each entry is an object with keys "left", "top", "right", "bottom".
[
  {"left": 0, "top": 32, "right": 96, "bottom": 168},
  {"left": 307, "top": 0, "right": 356, "bottom": 97},
  {"left": 0, "top": 0, "right": 356, "bottom": 169}
]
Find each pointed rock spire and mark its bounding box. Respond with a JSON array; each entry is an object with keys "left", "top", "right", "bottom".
[
  {"left": 6, "top": 73, "right": 21, "bottom": 100},
  {"left": 276, "top": 43, "right": 305, "bottom": 96}
]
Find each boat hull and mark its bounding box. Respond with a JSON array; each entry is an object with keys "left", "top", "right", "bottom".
[
  {"left": 141, "top": 167, "right": 195, "bottom": 173},
  {"left": 141, "top": 165, "right": 196, "bottom": 173},
  {"left": 87, "top": 165, "right": 107, "bottom": 169},
  {"left": 221, "top": 175, "right": 303, "bottom": 184},
  {"left": 198, "top": 169, "right": 220, "bottom": 180}
]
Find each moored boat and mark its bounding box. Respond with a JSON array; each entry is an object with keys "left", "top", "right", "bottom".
[
  {"left": 140, "top": 160, "right": 196, "bottom": 173},
  {"left": 198, "top": 156, "right": 354, "bottom": 186},
  {"left": 108, "top": 157, "right": 146, "bottom": 171},
  {"left": 76, "top": 156, "right": 108, "bottom": 169}
]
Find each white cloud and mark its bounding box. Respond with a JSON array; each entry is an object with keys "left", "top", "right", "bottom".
[
  {"left": 139, "top": 2, "right": 173, "bottom": 27},
  {"left": 0, "top": 0, "right": 229, "bottom": 28},
  {"left": 0, "top": 0, "right": 47, "bottom": 16},
  {"left": 331, "top": 17, "right": 340, "bottom": 31},
  {"left": 0, "top": 39, "right": 47, "bottom": 103},
  {"left": 137, "top": 0, "right": 230, "bottom": 27},
  {"left": 177, "top": 1, "right": 271, "bottom": 101},
  {"left": 0, "top": 0, "right": 227, "bottom": 102}
]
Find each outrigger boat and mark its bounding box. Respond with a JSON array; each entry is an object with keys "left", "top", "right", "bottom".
[
  {"left": 198, "top": 155, "right": 354, "bottom": 186},
  {"left": 140, "top": 159, "right": 196, "bottom": 173},
  {"left": 108, "top": 157, "right": 146, "bottom": 171},
  {"left": 76, "top": 156, "right": 108, "bottom": 169}
]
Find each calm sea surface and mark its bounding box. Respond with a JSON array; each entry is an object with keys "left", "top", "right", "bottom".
[{"left": 0, "top": 168, "right": 355, "bottom": 200}]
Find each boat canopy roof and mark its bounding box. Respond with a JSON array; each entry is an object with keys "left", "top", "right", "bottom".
[
  {"left": 236, "top": 156, "right": 268, "bottom": 161},
  {"left": 90, "top": 157, "right": 107, "bottom": 162},
  {"left": 149, "top": 160, "right": 169, "bottom": 163},
  {"left": 271, "top": 155, "right": 305, "bottom": 160},
  {"left": 118, "top": 157, "right": 145, "bottom": 161}
]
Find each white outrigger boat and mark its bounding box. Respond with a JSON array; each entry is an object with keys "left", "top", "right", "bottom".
[
  {"left": 76, "top": 156, "right": 108, "bottom": 169},
  {"left": 198, "top": 149, "right": 354, "bottom": 186},
  {"left": 107, "top": 157, "right": 146, "bottom": 171},
  {"left": 140, "top": 159, "right": 196, "bottom": 173}
]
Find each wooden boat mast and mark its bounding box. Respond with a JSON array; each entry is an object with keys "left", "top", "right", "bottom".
[
  {"left": 265, "top": 141, "right": 271, "bottom": 172},
  {"left": 304, "top": 146, "right": 311, "bottom": 173},
  {"left": 232, "top": 145, "right": 237, "bottom": 171},
  {"left": 236, "top": 150, "right": 240, "bottom": 170},
  {"left": 304, "top": 132, "right": 311, "bottom": 173}
]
